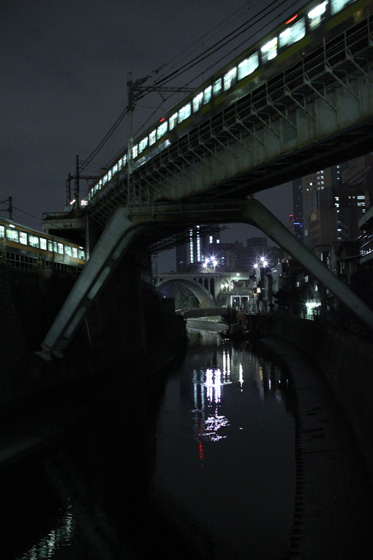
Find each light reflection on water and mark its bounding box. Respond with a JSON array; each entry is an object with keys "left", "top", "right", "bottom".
[
  {"left": 17, "top": 503, "right": 74, "bottom": 560},
  {"left": 153, "top": 343, "right": 296, "bottom": 559},
  {"left": 4, "top": 342, "right": 295, "bottom": 560}
]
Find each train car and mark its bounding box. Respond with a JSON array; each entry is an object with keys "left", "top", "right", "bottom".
[
  {"left": 86, "top": 0, "right": 370, "bottom": 204},
  {"left": 0, "top": 216, "right": 86, "bottom": 271}
]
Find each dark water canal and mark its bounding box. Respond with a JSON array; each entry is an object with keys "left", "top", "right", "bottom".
[{"left": 1, "top": 342, "right": 297, "bottom": 559}]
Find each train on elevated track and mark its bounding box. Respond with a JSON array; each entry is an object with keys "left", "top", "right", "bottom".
[
  {"left": 0, "top": 216, "right": 86, "bottom": 271},
  {"left": 87, "top": 0, "right": 370, "bottom": 205}
]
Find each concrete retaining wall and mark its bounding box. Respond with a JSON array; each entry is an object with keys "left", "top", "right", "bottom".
[
  {"left": 249, "top": 315, "right": 373, "bottom": 479},
  {"left": 0, "top": 262, "right": 186, "bottom": 412}
]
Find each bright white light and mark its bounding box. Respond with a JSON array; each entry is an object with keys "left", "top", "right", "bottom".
[{"left": 309, "top": 1, "right": 327, "bottom": 19}]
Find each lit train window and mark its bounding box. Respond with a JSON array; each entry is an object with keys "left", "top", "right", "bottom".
[
  {"left": 112, "top": 163, "right": 118, "bottom": 175},
  {"left": 103, "top": 174, "right": 108, "bottom": 186},
  {"left": 308, "top": 1, "right": 328, "bottom": 29},
  {"left": 108, "top": 169, "right": 112, "bottom": 181},
  {"left": 149, "top": 130, "right": 156, "bottom": 145},
  {"left": 193, "top": 92, "right": 203, "bottom": 112},
  {"left": 139, "top": 137, "right": 148, "bottom": 153},
  {"left": 65, "top": 245, "right": 72, "bottom": 257},
  {"left": 40, "top": 238, "right": 47, "bottom": 250},
  {"left": 48, "top": 240, "right": 53, "bottom": 252},
  {"left": 133, "top": 144, "right": 138, "bottom": 158},
  {"left": 28, "top": 234, "right": 39, "bottom": 248},
  {"left": 261, "top": 37, "right": 278, "bottom": 63},
  {"left": 157, "top": 121, "right": 168, "bottom": 140},
  {"left": 203, "top": 85, "right": 212, "bottom": 104},
  {"left": 0, "top": 225, "right": 4, "bottom": 238},
  {"left": 122, "top": 154, "right": 127, "bottom": 166},
  {"left": 279, "top": 17, "right": 306, "bottom": 48},
  {"left": 213, "top": 78, "right": 222, "bottom": 97},
  {"left": 238, "top": 52, "right": 259, "bottom": 80},
  {"left": 118, "top": 158, "right": 123, "bottom": 171},
  {"left": 53, "top": 241, "right": 57, "bottom": 252},
  {"left": 57, "top": 243, "right": 63, "bottom": 255},
  {"left": 331, "top": 0, "right": 356, "bottom": 14},
  {"left": 19, "top": 232, "right": 27, "bottom": 245},
  {"left": 178, "top": 102, "right": 191, "bottom": 123},
  {"left": 169, "top": 112, "right": 178, "bottom": 130},
  {"left": 72, "top": 247, "right": 78, "bottom": 258},
  {"left": 224, "top": 67, "right": 237, "bottom": 91},
  {"left": 79, "top": 249, "right": 85, "bottom": 260},
  {"left": 6, "top": 228, "right": 19, "bottom": 242}
]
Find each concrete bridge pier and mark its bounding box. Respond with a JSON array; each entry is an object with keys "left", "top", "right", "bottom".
[
  {"left": 85, "top": 252, "right": 147, "bottom": 361},
  {"left": 37, "top": 198, "right": 373, "bottom": 360}
]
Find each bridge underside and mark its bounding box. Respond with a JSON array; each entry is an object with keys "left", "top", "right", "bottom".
[
  {"left": 89, "top": 15, "right": 373, "bottom": 225},
  {"left": 37, "top": 199, "right": 373, "bottom": 360},
  {"left": 157, "top": 279, "right": 216, "bottom": 308}
]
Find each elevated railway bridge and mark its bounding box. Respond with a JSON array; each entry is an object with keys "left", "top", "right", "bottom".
[{"left": 38, "top": 0, "right": 373, "bottom": 359}]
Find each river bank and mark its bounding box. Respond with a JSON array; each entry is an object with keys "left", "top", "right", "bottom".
[{"left": 0, "top": 265, "right": 187, "bottom": 413}]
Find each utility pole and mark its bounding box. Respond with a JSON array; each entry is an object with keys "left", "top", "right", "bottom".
[
  {"left": 65, "top": 156, "right": 98, "bottom": 207},
  {"left": 8, "top": 196, "right": 12, "bottom": 220},
  {"left": 75, "top": 154, "right": 80, "bottom": 208},
  {"left": 0, "top": 196, "right": 12, "bottom": 220},
  {"left": 126, "top": 73, "right": 193, "bottom": 203}
]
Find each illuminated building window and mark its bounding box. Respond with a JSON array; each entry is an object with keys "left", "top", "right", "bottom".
[{"left": 189, "top": 229, "right": 194, "bottom": 263}]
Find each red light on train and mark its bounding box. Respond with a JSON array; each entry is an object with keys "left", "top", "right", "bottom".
[
  {"left": 159, "top": 117, "right": 165, "bottom": 122},
  {"left": 286, "top": 14, "right": 298, "bottom": 24}
]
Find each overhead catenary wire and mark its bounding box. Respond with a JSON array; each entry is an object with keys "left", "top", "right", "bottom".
[
  {"left": 81, "top": 0, "right": 300, "bottom": 176},
  {"left": 133, "top": 0, "right": 299, "bottom": 137}
]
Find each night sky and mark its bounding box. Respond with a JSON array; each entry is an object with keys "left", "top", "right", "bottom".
[{"left": 1, "top": 0, "right": 304, "bottom": 270}]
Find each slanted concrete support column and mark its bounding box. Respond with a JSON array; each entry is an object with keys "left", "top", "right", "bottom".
[
  {"left": 37, "top": 198, "right": 373, "bottom": 360},
  {"left": 37, "top": 207, "right": 144, "bottom": 360},
  {"left": 240, "top": 199, "right": 373, "bottom": 331}
]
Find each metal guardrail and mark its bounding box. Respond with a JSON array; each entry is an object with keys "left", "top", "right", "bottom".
[{"left": 88, "top": 10, "right": 373, "bottom": 225}]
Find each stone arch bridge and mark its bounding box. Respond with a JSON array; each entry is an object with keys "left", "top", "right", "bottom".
[{"left": 155, "top": 272, "right": 251, "bottom": 307}]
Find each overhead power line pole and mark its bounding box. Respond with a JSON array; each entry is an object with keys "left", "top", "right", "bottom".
[
  {"left": 0, "top": 196, "right": 12, "bottom": 220},
  {"left": 126, "top": 72, "right": 193, "bottom": 203}
]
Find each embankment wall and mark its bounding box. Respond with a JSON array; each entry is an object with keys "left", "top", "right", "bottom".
[
  {"left": 249, "top": 314, "right": 373, "bottom": 479},
  {"left": 0, "top": 263, "right": 186, "bottom": 412}
]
